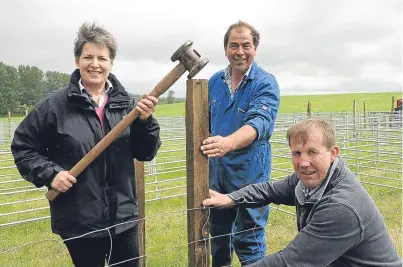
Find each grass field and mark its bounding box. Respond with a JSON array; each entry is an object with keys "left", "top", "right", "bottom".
[
  {"left": 153, "top": 91, "right": 402, "bottom": 116},
  {"left": 0, "top": 92, "right": 401, "bottom": 121},
  {"left": 0, "top": 91, "right": 401, "bottom": 266}
]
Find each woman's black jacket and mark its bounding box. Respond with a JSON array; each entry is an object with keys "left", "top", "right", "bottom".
[{"left": 11, "top": 69, "right": 161, "bottom": 238}]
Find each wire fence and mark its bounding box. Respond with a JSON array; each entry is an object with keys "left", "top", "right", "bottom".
[
  {"left": 0, "top": 112, "right": 402, "bottom": 226},
  {"left": 0, "top": 111, "right": 401, "bottom": 266}
]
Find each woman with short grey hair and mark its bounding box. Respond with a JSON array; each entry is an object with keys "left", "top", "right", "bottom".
[{"left": 11, "top": 22, "right": 161, "bottom": 267}]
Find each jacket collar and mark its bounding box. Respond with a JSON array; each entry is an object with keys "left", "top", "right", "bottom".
[
  {"left": 247, "top": 61, "right": 257, "bottom": 80},
  {"left": 67, "top": 69, "right": 130, "bottom": 107}
]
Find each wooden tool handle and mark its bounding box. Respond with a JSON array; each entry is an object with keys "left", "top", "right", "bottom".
[{"left": 45, "top": 63, "right": 187, "bottom": 201}]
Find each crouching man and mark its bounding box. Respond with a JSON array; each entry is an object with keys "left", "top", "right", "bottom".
[{"left": 203, "top": 118, "right": 402, "bottom": 267}]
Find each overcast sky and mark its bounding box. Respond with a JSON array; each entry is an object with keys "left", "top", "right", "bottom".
[{"left": 0, "top": 0, "right": 401, "bottom": 97}]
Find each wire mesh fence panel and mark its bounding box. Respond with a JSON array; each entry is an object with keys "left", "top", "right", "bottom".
[{"left": 0, "top": 112, "right": 401, "bottom": 266}]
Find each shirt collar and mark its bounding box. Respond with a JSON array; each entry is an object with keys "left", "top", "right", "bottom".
[
  {"left": 223, "top": 62, "right": 253, "bottom": 83},
  {"left": 79, "top": 78, "right": 113, "bottom": 96}
]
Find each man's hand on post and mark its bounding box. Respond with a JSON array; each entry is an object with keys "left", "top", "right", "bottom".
[{"left": 200, "top": 135, "right": 235, "bottom": 158}]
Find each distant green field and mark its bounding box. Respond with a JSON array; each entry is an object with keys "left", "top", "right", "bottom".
[
  {"left": 0, "top": 92, "right": 401, "bottom": 120},
  {"left": 154, "top": 92, "right": 402, "bottom": 117}
]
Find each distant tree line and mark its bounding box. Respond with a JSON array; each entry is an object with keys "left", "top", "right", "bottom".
[
  {"left": 133, "top": 90, "right": 185, "bottom": 105},
  {"left": 0, "top": 62, "right": 184, "bottom": 116},
  {"left": 0, "top": 62, "right": 70, "bottom": 115}
]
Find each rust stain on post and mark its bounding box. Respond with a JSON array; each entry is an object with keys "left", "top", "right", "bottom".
[{"left": 186, "top": 79, "right": 210, "bottom": 267}]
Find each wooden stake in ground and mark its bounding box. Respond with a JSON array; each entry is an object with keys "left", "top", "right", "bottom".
[
  {"left": 185, "top": 79, "right": 210, "bottom": 267},
  {"left": 391, "top": 96, "right": 395, "bottom": 113},
  {"left": 135, "top": 160, "right": 146, "bottom": 267}
]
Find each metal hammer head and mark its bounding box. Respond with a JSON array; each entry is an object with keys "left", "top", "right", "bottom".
[{"left": 171, "top": 41, "right": 209, "bottom": 79}]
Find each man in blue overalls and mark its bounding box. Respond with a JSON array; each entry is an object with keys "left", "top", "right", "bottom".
[{"left": 201, "top": 21, "right": 280, "bottom": 266}]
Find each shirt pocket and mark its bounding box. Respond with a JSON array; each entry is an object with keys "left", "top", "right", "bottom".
[{"left": 236, "top": 103, "right": 248, "bottom": 123}]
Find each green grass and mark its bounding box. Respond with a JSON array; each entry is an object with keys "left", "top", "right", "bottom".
[
  {"left": 0, "top": 91, "right": 401, "bottom": 266},
  {"left": 0, "top": 92, "right": 401, "bottom": 120},
  {"left": 1, "top": 138, "right": 401, "bottom": 266},
  {"left": 277, "top": 92, "right": 402, "bottom": 113}
]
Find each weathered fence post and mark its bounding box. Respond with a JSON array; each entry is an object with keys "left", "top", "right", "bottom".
[
  {"left": 307, "top": 101, "right": 311, "bottom": 118},
  {"left": 185, "top": 79, "right": 210, "bottom": 267},
  {"left": 135, "top": 160, "right": 146, "bottom": 267},
  {"left": 390, "top": 96, "right": 395, "bottom": 128}
]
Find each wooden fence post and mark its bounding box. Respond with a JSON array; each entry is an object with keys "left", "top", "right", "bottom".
[
  {"left": 391, "top": 96, "right": 395, "bottom": 112},
  {"left": 135, "top": 160, "right": 146, "bottom": 267},
  {"left": 307, "top": 101, "right": 311, "bottom": 118},
  {"left": 390, "top": 96, "right": 395, "bottom": 127},
  {"left": 185, "top": 79, "right": 210, "bottom": 267}
]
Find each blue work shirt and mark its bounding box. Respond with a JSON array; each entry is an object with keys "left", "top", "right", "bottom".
[{"left": 208, "top": 61, "right": 280, "bottom": 190}]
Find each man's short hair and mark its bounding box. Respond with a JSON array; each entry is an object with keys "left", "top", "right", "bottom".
[
  {"left": 224, "top": 20, "right": 260, "bottom": 49},
  {"left": 286, "top": 118, "right": 336, "bottom": 150}
]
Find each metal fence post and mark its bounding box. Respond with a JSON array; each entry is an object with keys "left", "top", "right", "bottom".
[
  {"left": 376, "top": 119, "right": 380, "bottom": 163},
  {"left": 363, "top": 102, "right": 367, "bottom": 129},
  {"left": 344, "top": 115, "right": 348, "bottom": 148},
  {"left": 8, "top": 111, "right": 11, "bottom": 141},
  {"left": 150, "top": 158, "right": 158, "bottom": 200},
  {"left": 355, "top": 123, "right": 358, "bottom": 177},
  {"left": 0, "top": 121, "right": 3, "bottom": 146}
]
